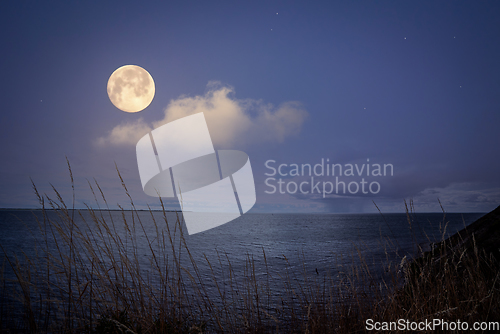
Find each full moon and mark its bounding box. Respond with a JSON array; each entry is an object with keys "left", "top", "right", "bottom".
[{"left": 107, "top": 65, "right": 155, "bottom": 113}]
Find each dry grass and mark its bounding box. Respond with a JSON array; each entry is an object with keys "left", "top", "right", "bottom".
[{"left": 1, "top": 164, "right": 499, "bottom": 333}]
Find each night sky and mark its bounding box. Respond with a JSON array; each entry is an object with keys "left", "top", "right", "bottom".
[{"left": 1, "top": 1, "right": 499, "bottom": 213}]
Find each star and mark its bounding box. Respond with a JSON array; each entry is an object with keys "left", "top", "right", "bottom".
[
  {"left": 276, "top": 13, "right": 278, "bottom": 15},
  {"left": 404, "top": 37, "right": 406, "bottom": 40}
]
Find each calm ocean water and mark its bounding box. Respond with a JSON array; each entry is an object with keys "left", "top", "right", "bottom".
[
  {"left": 0, "top": 210, "right": 483, "bottom": 321},
  {"left": 0, "top": 209, "right": 486, "bottom": 324},
  {"left": 0, "top": 210, "right": 485, "bottom": 279}
]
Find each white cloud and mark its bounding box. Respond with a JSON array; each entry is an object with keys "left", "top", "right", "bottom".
[
  {"left": 96, "top": 118, "right": 152, "bottom": 146},
  {"left": 98, "top": 82, "right": 308, "bottom": 147}
]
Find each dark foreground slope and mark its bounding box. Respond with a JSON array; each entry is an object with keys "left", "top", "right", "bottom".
[
  {"left": 440, "top": 205, "right": 500, "bottom": 262},
  {"left": 388, "top": 205, "right": 500, "bottom": 330}
]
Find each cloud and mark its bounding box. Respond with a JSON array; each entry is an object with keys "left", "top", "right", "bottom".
[
  {"left": 96, "top": 118, "right": 152, "bottom": 146},
  {"left": 98, "top": 82, "right": 308, "bottom": 147},
  {"left": 411, "top": 183, "right": 500, "bottom": 212}
]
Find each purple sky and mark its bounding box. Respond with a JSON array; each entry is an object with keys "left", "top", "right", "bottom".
[{"left": 1, "top": 1, "right": 499, "bottom": 213}]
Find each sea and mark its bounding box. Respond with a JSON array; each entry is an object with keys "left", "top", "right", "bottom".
[{"left": 0, "top": 209, "right": 486, "bottom": 326}]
